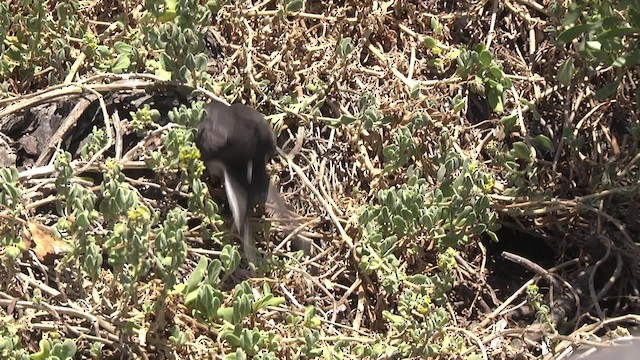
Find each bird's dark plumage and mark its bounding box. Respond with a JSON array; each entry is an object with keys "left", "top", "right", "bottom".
[
  {"left": 195, "top": 102, "right": 312, "bottom": 265},
  {"left": 196, "top": 102, "right": 277, "bottom": 263}
]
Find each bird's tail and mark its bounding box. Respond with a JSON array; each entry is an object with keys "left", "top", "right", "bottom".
[{"left": 266, "top": 182, "right": 314, "bottom": 257}]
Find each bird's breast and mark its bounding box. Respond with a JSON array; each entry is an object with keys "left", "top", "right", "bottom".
[{"left": 205, "top": 159, "right": 226, "bottom": 178}]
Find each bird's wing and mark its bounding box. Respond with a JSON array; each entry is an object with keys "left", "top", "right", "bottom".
[
  {"left": 222, "top": 165, "right": 249, "bottom": 235},
  {"left": 225, "top": 103, "right": 276, "bottom": 206},
  {"left": 222, "top": 164, "right": 259, "bottom": 263},
  {"left": 229, "top": 103, "right": 276, "bottom": 157}
]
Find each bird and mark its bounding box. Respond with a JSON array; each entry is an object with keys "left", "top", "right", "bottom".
[{"left": 195, "top": 101, "right": 311, "bottom": 266}]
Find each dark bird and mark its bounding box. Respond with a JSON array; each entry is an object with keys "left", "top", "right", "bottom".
[{"left": 195, "top": 101, "right": 311, "bottom": 266}]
